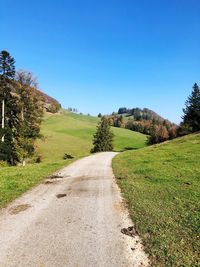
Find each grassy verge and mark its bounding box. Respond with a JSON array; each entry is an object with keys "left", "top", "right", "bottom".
[
  {"left": 0, "top": 160, "right": 75, "bottom": 209},
  {"left": 113, "top": 133, "right": 200, "bottom": 266}
]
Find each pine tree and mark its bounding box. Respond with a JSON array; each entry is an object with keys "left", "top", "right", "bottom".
[
  {"left": 91, "top": 116, "right": 114, "bottom": 153},
  {"left": 0, "top": 51, "right": 15, "bottom": 78},
  {"left": 0, "top": 50, "right": 16, "bottom": 141},
  {"left": 182, "top": 83, "right": 200, "bottom": 132},
  {"left": 0, "top": 51, "right": 20, "bottom": 164}
]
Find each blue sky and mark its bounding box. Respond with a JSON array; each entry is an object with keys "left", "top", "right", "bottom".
[{"left": 1, "top": 0, "right": 200, "bottom": 123}]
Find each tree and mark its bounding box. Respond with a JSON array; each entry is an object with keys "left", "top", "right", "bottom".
[
  {"left": 16, "top": 70, "right": 38, "bottom": 120},
  {"left": 0, "top": 51, "right": 15, "bottom": 78},
  {"left": 118, "top": 107, "right": 127, "bottom": 114},
  {"left": 91, "top": 116, "right": 114, "bottom": 153},
  {"left": 177, "top": 122, "right": 192, "bottom": 136},
  {"left": 0, "top": 51, "right": 20, "bottom": 164},
  {"left": 182, "top": 83, "right": 200, "bottom": 132},
  {"left": 15, "top": 70, "right": 44, "bottom": 165},
  {"left": 0, "top": 51, "right": 15, "bottom": 142},
  {"left": 148, "top": 125, "right": 169, "bottom": 145},
  {"left": 16, "top": 69, "right": 38, "bottom": 87},
  {"left": 98, "top": 113, "right": 102, "bottom": 118},
  {"left": 117, "top": 115, "right": 125, "bottom": 128},
  {"left": 168, "top": 125, "right": 177, "bottom": 139},
  {"left": 148, "top": 125, "right": 158, "bottom": 144}
]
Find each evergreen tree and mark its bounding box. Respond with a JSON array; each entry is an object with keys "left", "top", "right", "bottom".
[
  {"left": 182, "top": 83, "right": 200, "bottom": 132},
  {"left": 0, "top": 51, "right": 20, "bottom": 164},
  {"left": 0, "top": 50, "right": 16, "bottom": 141},
  {"left": 0, "top": 51, "right": 15, "bottom": 78},
  {"left": 91, "top": 116, "right": 114, "bottom": 153}
]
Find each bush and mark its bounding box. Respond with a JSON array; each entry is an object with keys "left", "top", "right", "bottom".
[
  {"left": 63, "top": 153, "right": 74, "bottom": 160},
  {"left": 35, "top": 155, "right": 42, "bottom": 163}
]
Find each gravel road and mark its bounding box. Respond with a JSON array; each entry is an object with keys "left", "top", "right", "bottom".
[{"left": 0, "top": 152, "right": 149, "bottom": 267}]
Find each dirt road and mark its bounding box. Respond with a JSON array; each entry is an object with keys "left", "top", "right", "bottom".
[{"left": 0, "top": 152, "right": 148, "bottom": 267}]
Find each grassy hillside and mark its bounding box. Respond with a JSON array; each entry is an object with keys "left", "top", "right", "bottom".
[
  {"left": 37, "top": 110, "right": 147, "bottom": 162},
  {"left": 113, "top": 133, "right": 200, "bottom": 266},
  {"left": 0, "top": 110, "right": 147, "bottom": 208}
]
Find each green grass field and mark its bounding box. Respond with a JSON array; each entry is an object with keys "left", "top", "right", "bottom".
[
  {"left": 0, "top": 110, "right": 147, "bottom": 208},
  {"left": 37, "top": 110, "right": 147, "bottom": 162},
  {"left": 113, "top": 133, "right": 200, "bottom": 266}
]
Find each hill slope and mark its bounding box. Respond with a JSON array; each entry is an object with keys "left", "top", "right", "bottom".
[
  {"left": 113, "top": 133, "right": 200, "bottom": 266},
  {"left": 34, "top": 88, "right": 61, "bottom": 113},
  {"left": 37, "top": 110, "right": 147, "bottom": 162}
]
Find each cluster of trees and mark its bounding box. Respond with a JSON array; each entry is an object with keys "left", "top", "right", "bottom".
[
  {"left": 149, "top": 83, "right": 200, "bottom": 144},
  {"left": 38, "top": 91, "right": 61, "bottom": 113},
  {"left": 118, "top": 107, "right": 164, "bottom": 121},
  {"left": 0, "top": 50, "right": 44, "bottom": 165},
  {"left": 107, "top": 115, "right": 125, "bottom": 128},
  {"left": 108, "top": 83, "right": 200, "bottom": 145},
  {"left": 148, "top": 123, "right": 178, "bottom": 144},
  {"left": 108, "top": 111, "right": 178, "bottom": 143}
]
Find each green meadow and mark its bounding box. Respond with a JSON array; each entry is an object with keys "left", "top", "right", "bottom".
[
  {"left": 113, "top": 133, "right": 200, "bottom": 266},
  {"left": 37, "top": 110, "right": 147, "bottom": 162},
  {"left": 0, "top": 110, "right": 147, "bottom": 208}
]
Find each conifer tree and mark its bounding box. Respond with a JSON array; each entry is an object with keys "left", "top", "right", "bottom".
[
  {"left": 91, "top": 116, "right": 114, "bottom": 153},
  {"left": 182, "top": 83, "right": 200, "bottom": 132},
  {"left": 0, "top": 51, "right": 20, "bottom": 164},
  {"left": 0, "top": 50, "right": 16, "bottom": 141}
]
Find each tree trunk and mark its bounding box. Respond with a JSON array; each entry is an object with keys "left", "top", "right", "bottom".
[
  {"left": 1, "top": 99, "right": 5, "bottom": 142},
  {"left": 21, "top": 106, "right": 24, "bottom": 121}
]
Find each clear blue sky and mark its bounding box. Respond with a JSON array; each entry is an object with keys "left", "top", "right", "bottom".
[{"left": 1, "top": 0, "right": 200, "bottom": 123}]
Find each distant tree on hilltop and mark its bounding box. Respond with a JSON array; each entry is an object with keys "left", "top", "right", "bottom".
[
  {"left": 118, "top": 107, "right": 127, "bottom": 114},
  {"left": 91, "top": 116, "right": 114, "bottom": 153}
]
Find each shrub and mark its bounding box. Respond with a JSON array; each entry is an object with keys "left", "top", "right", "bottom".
[
  {"left": 63, "top": 153, "right": 74, "bottom": 160},
  {"left": 35, "top": 155, "right": 42, "bottom": 163}
]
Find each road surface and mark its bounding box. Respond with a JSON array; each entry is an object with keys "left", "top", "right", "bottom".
[{"left": 0, "top": 152, "right": 149, "bottom": 267}]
